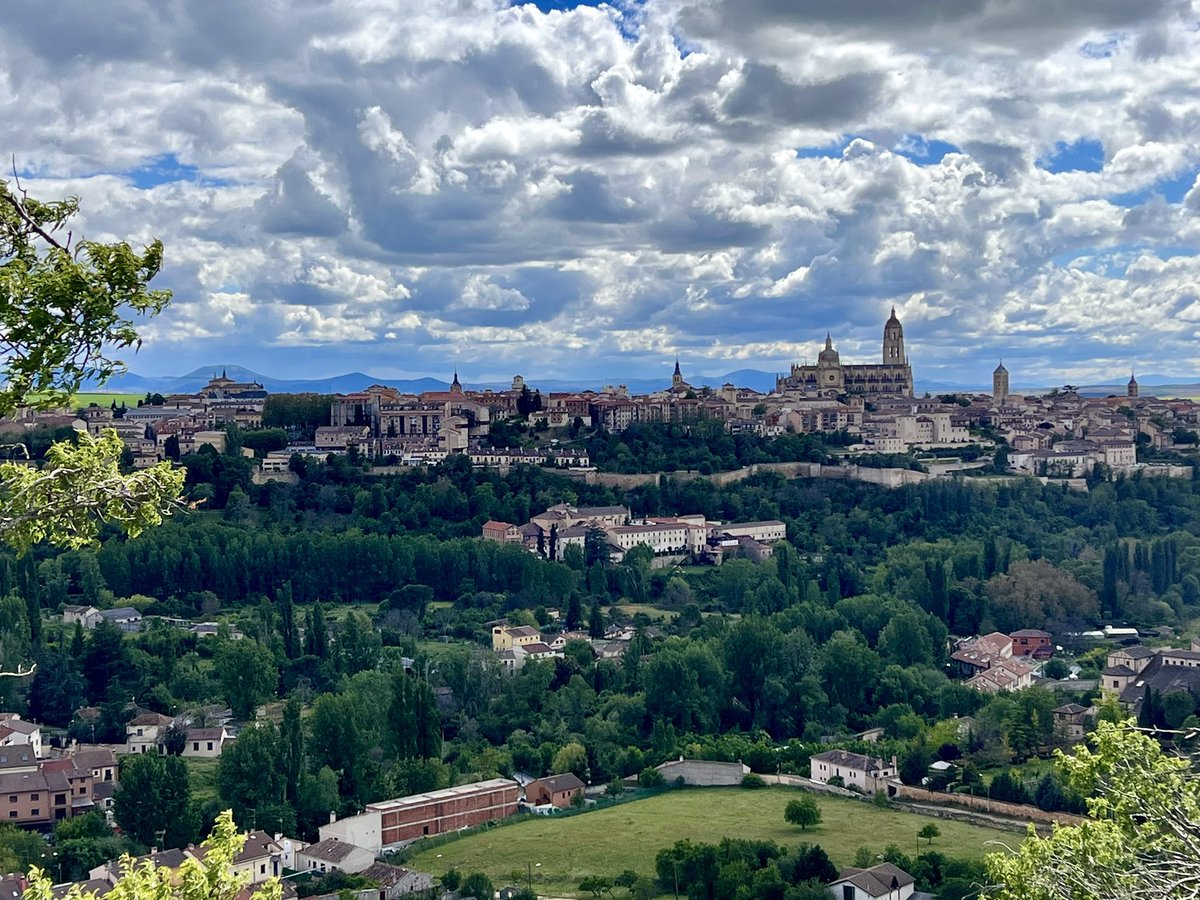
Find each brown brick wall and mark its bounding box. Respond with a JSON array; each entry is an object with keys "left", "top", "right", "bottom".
[{"left": 378, "top": 784, "right": 518, "bottom": 844}]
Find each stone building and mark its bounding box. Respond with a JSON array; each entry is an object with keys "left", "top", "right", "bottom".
[
  {"left": 776, "top": 309, "right": 914, "bottom": 398},
  {"left": 993, "top": 361, "right": 1009, "bottom": 406}
]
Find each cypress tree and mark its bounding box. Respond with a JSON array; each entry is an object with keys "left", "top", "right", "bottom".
[{"left": 279, "top": 697, "right": 304, "bottom": 804}]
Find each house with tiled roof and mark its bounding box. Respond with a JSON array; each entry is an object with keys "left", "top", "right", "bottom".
[
  {"left": 1053, "top": 703, "right": 1091, "bottom": 742},
  {"left": 809, "top": 750, "right": 897, "bottom": 794},
  {"left": 965, "top": 657, "right": 1034, "bottom": 693},
  {"left": 360, "top": 862, "right": 434, "bottom": 899},
  {"left": 1010, "top": 628, "right": 1053, "bottom": 659},
  {"left": 295, "top": 839, "right": 375, "bottom": 875},
  {"left": 950, "top": 632, "right": 1013, "bottom": 676},
  {"left": 1111, "top": 646, "right": 1200, "bottom": 717},
  {"left": 525, "top": 772, "right": 585, "bottom": 808},
  {"left": 0, "top": 714, "right": 42, "bottom": 758},
  {"left": 828, "top": 861, "right": 915, "bottom": 900},
  {"left": 182, "top": 727, "right": 230, "bottom": 758},
  {"left": 126, "top": 712, "right": 174, "bottom": 754}
]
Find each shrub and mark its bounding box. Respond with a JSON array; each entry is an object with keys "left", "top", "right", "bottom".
[
  {"left": 638, "top": 766, "right": 665, "bottom": 788},
  {"left": 741, "top": 773, "right": 767, "bottom": 789}
]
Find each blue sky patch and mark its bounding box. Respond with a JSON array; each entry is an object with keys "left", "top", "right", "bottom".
[
  {"left": 893, "top": 134, "right": 960, "bottom": 165},
  {"left": 1052, "top": 243, "right": 1197, "bottom": 276},
  {"left": 1037, "top": 138, "right": 1105, "bottom": 174},
  {"left": 523, "top": 0, "right": 605, "bottom": 10},
  {"left": 126, "top": 153, "right": 233, "bottom": 190},
  {"left": 1079, "top": 35, "right": 1121, "bottom": 58},
  {"left": 1109, "top": 166, "right": 1199, "bottom": 207},
  {"left": 795, "top": 138, "right": 849, "bottom": 159}
]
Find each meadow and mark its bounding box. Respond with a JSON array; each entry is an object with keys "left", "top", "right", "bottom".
[{"left": 406, "top": 786, "right": 1014, "bottom": 896}]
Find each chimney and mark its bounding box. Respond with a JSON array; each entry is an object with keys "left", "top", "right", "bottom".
[{"left": 329, "top": 811, "right": 337, "bottom": 824}]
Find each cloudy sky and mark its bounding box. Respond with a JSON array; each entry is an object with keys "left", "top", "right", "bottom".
[{"left": 6, "top": 0, "right": 1200, "bottom": 387}]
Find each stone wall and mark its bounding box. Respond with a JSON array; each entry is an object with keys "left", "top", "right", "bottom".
[
  {"left": 655, "top": 759, "right": 750, "bottom": 786},
  {"left": 892, "top": 783, "right": 1085, "bottom": 827}
]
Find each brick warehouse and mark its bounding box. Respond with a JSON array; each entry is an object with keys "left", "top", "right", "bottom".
[
  {"left": 373, "top": 778, "right": 518, "bottom": 844},
  {"left": 321, "top": 778, "right": 519, "bottom": 851}
]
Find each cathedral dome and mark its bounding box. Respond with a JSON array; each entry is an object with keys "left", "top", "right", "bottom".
[{"left": 817, "top": 334, "right": 840, "bottom": 365}]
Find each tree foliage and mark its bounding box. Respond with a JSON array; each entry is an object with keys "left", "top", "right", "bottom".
[
  {"left": 784, "top": 795, "right": 822, "bottom": 830},
  {"left": 112, "top": 753, "right": 198, "bottom": 849},
  {"left": 1, "top": 430, "right": 185, "bottom": 554},
  {"left": 0, "top": 179, "right": 183, "bottom": 554},
  {"left": 24, "top": 810, "right": 280, "bottom": 900},
  {"left": 987, "top": 720, "right": 1200, "bottom": 899}
]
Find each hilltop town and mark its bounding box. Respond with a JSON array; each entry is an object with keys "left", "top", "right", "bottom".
[{"left": 6, "top": 310, "right": 1197, "bottom": 487}]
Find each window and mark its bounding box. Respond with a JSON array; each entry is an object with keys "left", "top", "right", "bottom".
[
  {"left": 7, "top": 811, "right": 14, "bottom": 819},
  {"left": 207, "top": 742, "right": 214, "bottom": 751},
  {"left": 6, "top": 795, "right": 14, "bottom": 803},
  {"left": 193, "top": 743, "right": 200, "bottom": 751},
  {"left": 30, "top": 793, "right": 38, "bottom": 801},
  {"left": 842, "top": 885, "right": 853, "bottom": 900},
  {"left": 55, "top": 793, "right": 66, "bottom": 805},
  {"left": 30, "top": 808, "right": 38, "bottom": 816}
]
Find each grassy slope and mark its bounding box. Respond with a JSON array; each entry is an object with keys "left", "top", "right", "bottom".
[
  {"left": 407, "top": 787, "right": 1012, "bottom": 896},
  {"left": 185, "top": 758, "right": 221, "bottom": 806}
]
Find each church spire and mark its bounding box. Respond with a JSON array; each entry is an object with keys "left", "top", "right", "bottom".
[
  {"left": 674, "top": 357, "right": 681, "bottom": 377},
  {"left": 825, "top": 332, "right": 833, "bottom": 350}
]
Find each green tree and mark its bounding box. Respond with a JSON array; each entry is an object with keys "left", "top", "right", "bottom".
[
  {"left": 25, "top": 809, "right": 281, "bottom": 900},
  {"left": 216, "top": 722, "right": 284, "bottom": 829},
  {"left": 784, "top": 795, "right": 822, "bottom": 830},
  {"left": 279, "top": 697, "right": 304, "bottom": 805},
  {"left": 388, "top": 672, "right": 441, "bottom": 760},
  {"left": 215, "top": 639, "right": 278, "bottom": 720},
  {"left": 552, "top": 741, "right": 588, "bottom": 778},
  {"left": 918, "top": 823, "right": 940, "bottom": 845},
  {"left": 0, "top": 181, "right": 183, "bottom": 554},
  {"left": 460, "top": 873, "right": 495, "bottom": 900},
  {"left": 112, "top": 753, "right": 198, "bottom": 848},
  {"left": 987, "top": 719, "right": 1199, "bottom": 899},
  {"left": 305, "top": 603, "right": 329, "bottom": 658}
]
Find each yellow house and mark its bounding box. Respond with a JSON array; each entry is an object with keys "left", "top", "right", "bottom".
[{"left": 491, "top": 625, "right": 543, "bottom": 652}]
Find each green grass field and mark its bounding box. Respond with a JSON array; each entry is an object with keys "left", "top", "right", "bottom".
[
  {"left": 185, "top": 758, "right": 220, "bottom": 806},
  {"left": 71, "top": 392, "right": 147, "bottom": 408},
  {"left": 406, "top": 787, "right": 1013, "bottom": 896}
]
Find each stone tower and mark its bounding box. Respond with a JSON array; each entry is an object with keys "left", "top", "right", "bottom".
[
  {"left": 451, "top": 370, "right": 463, "bottom": 395},
  {"left": 673, "top": 358, "right": 684, "bottom": 390},
  {"left": 993, "top": 361, "right": 1009, "bottom": 405},
  {"left": 882, "top": 306, "right": 906, "bottom": 364},
  {"left": 1128, "top": 372, "right": 1138, "bottom": 398}
]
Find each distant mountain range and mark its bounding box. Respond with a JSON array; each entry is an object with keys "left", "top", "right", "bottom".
[{"left": 87, "top": 365, "right": 1200, "bottom": 399}]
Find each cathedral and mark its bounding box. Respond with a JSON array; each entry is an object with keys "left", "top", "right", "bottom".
[{"left": 776, "top": 309, "right": 914, "bottom": 398}]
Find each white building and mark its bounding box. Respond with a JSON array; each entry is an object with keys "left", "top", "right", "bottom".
[
  {"left": 0, "top": 715, "right": 42, "bottom": 758},
  {"left": 295, "top": 839, "right": 376, "bottom": 876},
  {"left": 125, "top": 712, "right": 173, "bottom": 754},
  {"left": 182, "top": 727, "right": 229, "bottom": 758},
  {"left": 809, "top": 750, "right": 897, "bottom": 794},
  {"left": 828, "top": 863, "right": 915, "bottom": 900},
  {"left": 718, "top": 520, "right": 787, "bottom": 543},
  {"left": 607, "top": 522, "right": 691, "bottom": 556}
]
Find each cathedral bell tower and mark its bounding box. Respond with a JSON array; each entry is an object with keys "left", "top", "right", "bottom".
[
  {"left": 993, "top": 361, "right": 1009, "bottom": 406},
  {"left": 882, "top": 306, "right": 905, "bottom": 364}
]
